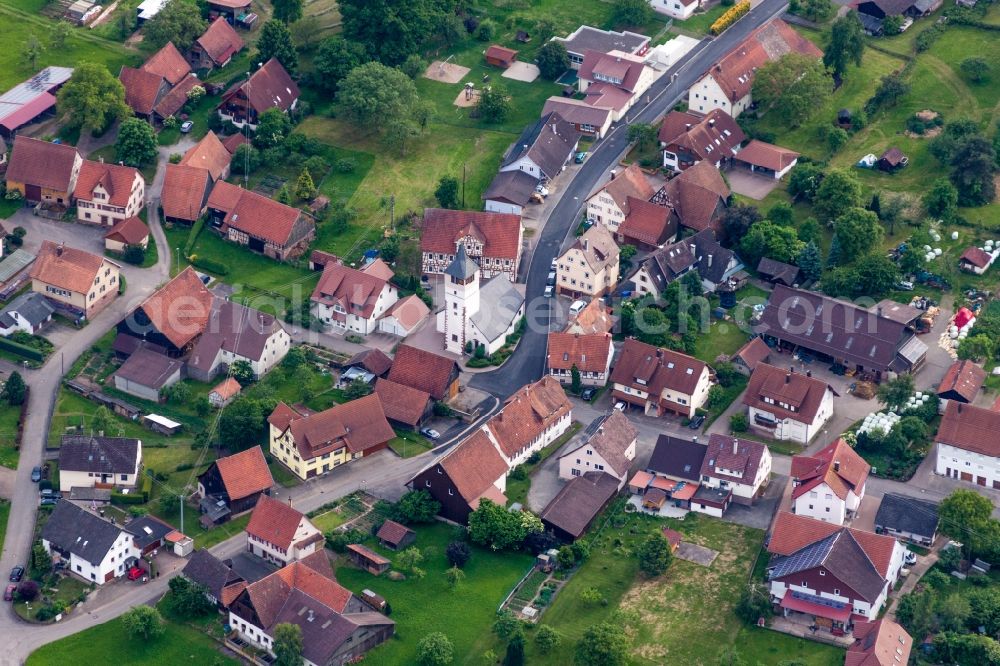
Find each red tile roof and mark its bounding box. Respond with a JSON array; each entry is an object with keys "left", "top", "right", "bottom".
[
  {"left": 702, "top": 434, "right": 768, "bottom": 485},
  {"left": 610, "top": 337, "right": 708, "bottom": 398},
  {"left": 936, "top": 359, "right": 986, "bottom": 403},
  {"left": 211, "top": 376, "right": 242, "bottom": 401},
  {"left": 74, "top": 160, "right": 141, "bottom": 207},
  {"left": 579, "top": 49, "right": 645, "bottom": 94},
  {"left": 104, "top": 216, "right": 149, "bottom": 246},
  {"left": 6, "top": 135, "right": 80, "bottom": 192},
  {"left": 618, "top": 197, "right": 676, "bottom": 247},
  {"left": 960, "top": 246, "right": 992, "bottom": 269},
  {"left": 154, "top": 74, "right": 200, "bottom": 119},
  {"left": 562, "top": 410, "right": 637, "bottom": 478},
  {"left": 382, "top": 295, "right": 429, "bottom": 331},
  {"left": 268, "top": 401, "right": 301, "bottom": 433},
  {"left": 706, "top": 19, "right": 822, "bottom": 104},
  {"left": 546, "top": 332, "right": 613, "bottom": 374},
  {"left": 180, "top": 131, "right": 231, "bottom": 182},
  {"left": 142, "top": 42, "right": 191, "bottom": 85},
  {"left": 221, "top": 58, "right": 299, "bottom": 115},
  {"left": 244, "top": 553, "right": 351, "bottom": 628},
  {"left": 791, "top": 438, "right": 869, "bottom": 502},
  {"left": 420, "top": 208, "right": 522, "bottom": 262},
  {"left": 735, "top": 140, "right": 799, "bottom": 172},
  {"left": 661, "top": 161, "right": 730, "bottom": 233},
  {"left": 161, "top": 163, "right": 211, "bottom": 221},
  {"left": 246, "top": 495, "right": 307, "bottom": 550},
  {"left": 346, "top": 348, "right": 392, "bottom": 376},
  {"left": 119, "top": 66, "right": 167, "bottom": 116},
  {"left": 589, "top": 163, "right": 655, "bottom": 213},
  {"left": 376, "top": 520, "right": 414, "bottom": 547},
  {"left": 936, "top": 401, "right": 1000, "bottom": 457},
  {"left": 30, "top": 241, "right": 109, "bottom": 295},
  {"left": 213, "top": 445, "right": 274, "bottom": 500},
  {"left": 208, "top": 181, "right": 305, "bottom": 247},
  {"left": 310, "top": 262, "right": 391, "bottom": 320},
  {"left": 744, "top": 362, "right": 834, "bottom": 426},
  {"left": 488, "top": 377, "right": 572, "bottom": 459},
  {"left": 768, "top": 511, "right": 897, "bottom": 579},
  {"left": 222, "top": 132, "right": 251, "bottom": 154},
  {"left": 387, "top": 344, "right": 458, "bottom": 400},
  {"left": 564, "top": 298, "right": 615, "bottom": 335},
  {"left": 657, "top": 109, "right": 746, "bottom": 164},
  {"left": 733, "top": 337, "right": 770, "bottom": 371},
  {"left": 274, "top": 394, "right": 395, "bottom": 460},
  {"left": 373, "top": 378, "right": 430, "bottom": 427},
  {"left": 437, "top": 428, "right": 509, "bottom": 506},
  {"left": 196, "top": 18, "right": 245, "bottom": 66},
  {"left": 846, "top": 620, "right": 912, "bottom": 666},
  {"left": 135, "top": 267, "right": 213, "bottom": 349}
]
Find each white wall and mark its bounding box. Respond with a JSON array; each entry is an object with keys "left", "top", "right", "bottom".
[
  {"left": 247, "top": 517, "right": 321, "bottom": 566},
  {"left": 586, "top": 192, "right": 626, "bottom": 230},
  {"left": 937, "top": 442, "right": 1000, "bottom": 488},
  {"left": 688, "top": 74, "right": 751, "bottom": 117},
  {"left": 650, "top": 0, "right": 698, "bottom": 19},
  {"left": 503, "top": 411, "right": 572, "bottom": 468},
  {"left": 792, "top": 484, "right": 848, "bottom": 525},
  {"left": 485, "top": 199, "right": 523, "bottom": 216},
  {"left": 44, "top": 529, "right": 135, "bottom": 586},
  {"left": 499, "top": 156, "right": 541, "bottom": 179},
  {"left": 313, "top": 285, "right": 398, "bottom": 336},
  {"left": 559, "top": 438, "right": 635, "bottom": 486}
]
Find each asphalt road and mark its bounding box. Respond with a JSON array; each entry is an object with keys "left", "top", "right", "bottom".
[{"left": 472, "top": 0, "right": 790, "bottom": 398}]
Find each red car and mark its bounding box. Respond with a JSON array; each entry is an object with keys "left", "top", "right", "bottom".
[
  {"left": 127, "top": 566, "right": 146, "bottom": 581},
  {"left": 4, "top": 583, "right": 15, "bottom": 601}
]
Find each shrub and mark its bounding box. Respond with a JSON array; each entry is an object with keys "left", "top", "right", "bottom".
[
  {"left": 446, "top": 541, "right": 470, "bottom": 568},
  {"left": 189, "top": 256, "right": 229, "bottom": 275},
  {"left": 476, "top": 19, "right": 496, "bottom": 41},
  {"left": 711, "top": 1, "right": 750, "bottom": 35},
  {"left": 730, "top": 412, "right": 749, "bottom": 432}
]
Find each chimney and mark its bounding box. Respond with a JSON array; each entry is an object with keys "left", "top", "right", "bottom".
[
  {"left": 834, "top": 461, "right": 841, "bottom": 472},
  {"left": 307, "top": 610, "right": 315, "bottom": 622},
  {"left": 610, "top": 169, "right": 617, "bottom": 180},
  {"left": 709, "top": 119, "right": 715, "bottom": 128},
  {"left": 582, "top": 238, "right": 589, "bottom": 251},
  {"left": 685, "top": 123, "right": 692, "bottom": 131},
  {"left": 733, "top": 439, "right": 738, "bottom": 455},
  {"left": 806, "top": 371, "right": 812, "bottom": 378},
  {"left": 877, "top": 306, "right": 883, "bottom": 317},
  {"left": 693, "top": 436, "right": 698, "bottom": 443},
  {"left": 56, "top": 242, "right": 64, "bottom": 257},
  {"left": 98, "top": 155, "right": 104, "bottom": 164},
  {"left": 785, "top": 372, "right": 791, "bottom": 384},
  {"left": 707, "top": 254, "right": 713, "bottom": 267}
]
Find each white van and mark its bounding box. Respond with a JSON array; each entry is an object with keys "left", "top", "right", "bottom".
[{"left": 569, "top": 300, "right": 587, "bottom": 315}]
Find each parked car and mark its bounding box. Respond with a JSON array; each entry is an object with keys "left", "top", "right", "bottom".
[
  {"left": 30, "top": 467, "right": 41, "bottom": 482},
  {"left": 9, "top": 566, "right": 24, "bottom": 582},
  {"left": 614, "top": 401, "right": 626, "bottom": 412},
  {"left": 569, "top": 300, "right": 587, "bottom": 315},
  {"left": 897, "top": 280, "right": 914, "bottom": 291},
  {"left": 535, "top": 185, "right": 549, "bottom": 197},
  {"left": 40, "top": 489, "right": 58, "bottom": 499},
  {"left": 904, "top": 550, "right": 917, "bottom": 566},
  {"left": 419, "top": 428, "right": 440, "bottom": 441},
  {"left": 574, "top": 151, "right": 587, "bottom": 164},
  {"left": 546, "top": 271, "right": 556, "bottom": 286},
  {"left": 688, "top": 414, "right": 706, "bottom": 430},
  {"left": 544, "top": 285, "right": 554, "bottom": 298},
  {"left": 580, "top": 387, "right": 597, "bottom": 402},
  {"left": 40, "top": 498, "right": 58, "bottom": 507},
  {"left": 550, "top": 258, "right": 557, "bottom": 271},
  {"left": 127, "top": 566, "right": 146, "bottom": 581},
  {"left": 4, "top": 584, "right": 15, "bottom": 602},
  {"left": 180, "top": 120, "right": 194, "bottom": 133}
]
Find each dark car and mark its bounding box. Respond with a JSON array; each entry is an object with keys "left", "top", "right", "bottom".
[
  {"left": 580, "top": 387, "right": 597, "bottom": 402},
  {"left": 9, "top": 566, "right": 24, "bottom": 582},
  {"left": 688, "top": 414, "right": 706, "bottom": 430},
  {"left": 40, "top": 498, "right": 59, "bottom": 507},
  {"left": 4, "top": 583, "right": 15, "bottom": 601},
  {"left": 30, "top": 466, "right": 41, "bottom": 482}
]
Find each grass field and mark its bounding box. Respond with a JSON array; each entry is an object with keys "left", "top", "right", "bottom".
[
  {"left": 0, "top": 402, "right": 21, "bottom": 469},
  {"left": 0, "top": 499, "right": 9, "bottom": 555},
  {"left": 26, "top": 606, "right": 239, "bottom": 666},
  {"left": 333, "top": 522, "right": 534, "bottom": 665},
  {"left": 388, "top": 429, "right": 435, "bottom": 458}
]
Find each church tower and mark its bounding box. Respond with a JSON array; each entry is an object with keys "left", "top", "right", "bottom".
[{"left": 442, "top": 243, "right": 480, "bottom": 355}]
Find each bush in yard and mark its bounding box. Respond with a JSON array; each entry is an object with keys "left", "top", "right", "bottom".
[
  {"left": 122, "top": 244, "right": 146, "bottom": 265},
  {"left": 326, "top": 528, "right": 367, "bottom": 553},
  {"left": 231, "top": 144, "right": 260, "bottom": 175},
  {"left": 166, "top": 576, "right": 214, "bottom": 618},
  {"left": 116, "top": 118, "right": 158, "bottom": 167},
  {"left": 294, "top": 168, "right": 317, "bottom": 200},
  {"left": 435, "top": 176, "right": 460, "bottom": 209},
  {"left": 536, "top": 41, "right": 570, "bottom": 80},
  {"left": 475, "top": 19, "right": 496, "bottom": 41},
  {"left": 504, "top": 631, "right": 525, "bottom": 666},
  {"left": 445, "top": 541, "right": 470, "bottom": 568},
  {"left": 468, "top": 499, "right": 542, "bottom": 551},
  {"left": 493, "top": 610, "right": 521, "bottom": 640},
  {"left": 575, "top": 622, "right": 629, "bottom": 666},
  {"left": 391, "top": 489, "right": 440, "bottom": 524},
  {"left": 3, "top": 371, "right": 26, "bottom": 406},
  {"left": 730, "top": 412, "right": 749, "bottom": 433},
  {"left": 16, "top": 580, "right": 39, "bottom": 601},
  {"left": 636, "top": 533, "right": 672, "bottom": 576},
  {"left": 711, "top": 1, "right": 751, "bottom": 35},
  {"left": 535, "top": 624, "right": 562, "bottom": 654},
  {"left": 343, "top": 377, "right": 372, "bottom": 400},
  {"left": 230, "top": 360, "right": 256, "bottom": 387},
  {"left": 611, "top": 0, "right": 653, "bottom": 27},
  {"left": 335, "top": 157, "right": 357, "bottom": 173},
  {"left": 121, "top": 605, "right": 165, "bottom": 640},
  {"left": 273, "top": 623, "right": 304, "bottom": 666},
  {"left": 416, "top": 631, "right": 454, "bottom": 666},
  {"left": 476, "top": 84, "right": 512, "bottom": 123}
]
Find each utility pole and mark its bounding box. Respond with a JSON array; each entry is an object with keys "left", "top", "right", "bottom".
[
  {"left": 175, "top": 247, "right": 179, "bottom": 274},
  {"left": 462, "top": 163, "right": 466, "bottom": 208},
  {"left": 390, "top": 195, "right": 395, "bottom": 231}
]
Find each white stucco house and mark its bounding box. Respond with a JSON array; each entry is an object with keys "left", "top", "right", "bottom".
[
  {"left": 743, "top": 363, "right": 835, "bottom": 444},
  {"left": 245, "top": 495, "right": 324, "bottom": 566},
  {"left": 58, "top": 435, "right": 142, "bottom": 493},
  {"left": 650, "top": 0, "right": 701, "bottom": 20},
  {"left": 558, "top": 410, "right": 637, "bottom": 489},
  {"left": 700, "top": 434, "right": 772, "bottom": 505},
  {"left": 41, "top": 501, "right": 137, "bottom": 585},
  {"left": 310, "top": 260, "right": 398, "bottom": 336},
  {"left": 791, "top": 439, "right": 870, "bottom": 525},
  {"left": 935, "top": 401, "right": 1000, "bottom": 488}
]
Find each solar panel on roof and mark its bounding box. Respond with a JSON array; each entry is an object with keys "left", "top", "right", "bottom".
[{"left": 768, "top": 533, "right": 838, "bottom": 579}]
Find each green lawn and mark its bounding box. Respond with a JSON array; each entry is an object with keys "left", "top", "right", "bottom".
[
  {"left": 674, "top": 4, "right": 730, "bottom": 37},
  {"left": 333, "top": 522, "right": 534, "bottom": 665},
  {"left": 0, "top": 499, "right": 9, "bottom": 555},
  {"left": 0, "top": 3, "right": 138, "bottom": 91},
  {"left": 388, "top": 429, "right": 435, "bottom": 458},
  {"left": 26, "top": 606, "right": 239, "bottom": 666},
  {"left": 0, "top": 402, "right": 21, "bottom": 469},
  {"left": 736, "top": 626, "right": 845, "bottom": 666},
  {"left": 310, "top": 508, "right": 347, "bottom": 533},
  {"left": 693, "top": 318, "right": 750, "bottom": 364}
]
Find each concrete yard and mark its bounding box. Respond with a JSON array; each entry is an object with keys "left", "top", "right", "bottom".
[
  {"left": 502, "top": 61, "right": 540, "bottom": 83},
  {"left": 676, "top": 541, "right": 719, "bottom": 567}
]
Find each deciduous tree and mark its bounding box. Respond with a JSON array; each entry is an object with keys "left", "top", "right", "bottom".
[
  {"left": 950, "top": 135, "right": 997, "bottom": 206},
  {"left": 476, "top": 84, "right": 512, "bottom": 123},
  {"left": 272, "top": 0, "right": 303, "bottom": 24},
  {"left": 575, "top": 622, "right": 629, "bottom": 666},
  {"left": 313, "top": 38, "right": 368, "bottom": 92},
  {"left": 115, "top": 118, "right": 157, "bottom": 167},
  {"left": 813, "top": 169, "right": 864, "bottom": 222},
  {"left": 121, "top": 606, "right": 165, "bottom": 640},
  {"left": 255, "top": 20, "right": 298, "bottom": 73},
  {"left": 611, "top": 0, "right": 653, "bottom": 26},
  {"left": 435, "top": 176, "right": 460, "bottom": 209},
  {"left": 392, "top": 490, "right": 440, "bottom": 524},
  {"left": 273, "top": 623, "right": 304, "bottom": 666},
  {"left": 57, "top": 63, "right": 130, "bottom": 132},
  {"left": 218, "top": 398, "right": 267, "bottom": 450},
  {"left": 824, "top": 12, "right": 864, "bottom": 78},
  {"left": 739, "top": 221, "right": 804, "bottom": 266},
  {"left": 340, "top": 0, "right": 458, "bottom": 65},
  {"left": 143, "top": 0, "right": 206, "bottom": 50},
  {"left": 923, "top": 177, "right": 958, "bottom": 220},
  {"left": 339, "top": 62, "right": 419, "bottom": 126},
  {"left": 752, "top": 53, "right": 831, "bottom": 127},
  {"left": 536, "top": 41, "right": 570, "bottom": 80},
  {"left": 416, "top": 631, "right": 454, "bottom": 666}
]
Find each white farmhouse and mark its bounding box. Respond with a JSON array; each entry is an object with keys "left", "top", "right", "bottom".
[
  {"left": 700, "top": 434, "right": 771, "bottom": 505},
  {"left": 558, "top": 410, "right": 637, "bottom": 489},
  {"left": 245, "top": 495, "right": 324, "bottom": 566},
  {"left": 743, "top": 363, "right": 835, "bottom": 444},
  {"left": 935, "top": 401, "right": 1000, "bottom": 488},
  {"left": 791, "top": 439, "right": 870, "bottom": 525},
  {"left": 41, "top": 501, "right": 137, "bottom": 585}
]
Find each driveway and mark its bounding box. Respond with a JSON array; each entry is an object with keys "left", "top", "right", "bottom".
[{"left": 725, "top": 168, "right": 780, "bottom": 200}]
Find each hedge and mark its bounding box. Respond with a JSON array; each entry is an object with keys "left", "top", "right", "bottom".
[
  {"left": 190, "top": 256, "right": 230, "bottom": 275},
  {"left": 0, "top": 336, "right": 45, "bottom": 362},
  {"left": 183, "top": 217, "right": 206, "bottom": 255},
  {"left": 111, "top": 491, "right": 145, "bottom": 505},
  {"left": 711, "top": 0, "right": 750, "bottom": 35}
]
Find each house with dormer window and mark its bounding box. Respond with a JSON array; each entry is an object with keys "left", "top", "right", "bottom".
[
  {"left": 700, "top": 434, "right": 771, "bottom": 505},
  {"left": 546, "top": 331, "right": 614, "bottom": 387},
  {"left": 791, "top": 439, "right": 870, "bottom": 525},
  {"left": 73, "top": 160, "right": 145, "bottom": 226},
  {"left": 610, "top": 338, "right": 712, "bottom": 418},
  {"left": 743, "top": 363, "right": 835, "bottom": 444}
]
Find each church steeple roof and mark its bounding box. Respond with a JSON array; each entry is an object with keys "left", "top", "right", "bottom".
[{"left": 444, "top": 243, "right": 479, "bottom": 281}]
